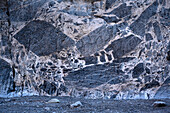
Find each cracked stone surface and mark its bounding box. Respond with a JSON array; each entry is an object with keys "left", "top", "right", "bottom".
[
  {"left": 14, "top": 20, "right": 75, "bottom": 56},
  {"left": 0, "top": 0, "right": 169, "bottom": 99}
]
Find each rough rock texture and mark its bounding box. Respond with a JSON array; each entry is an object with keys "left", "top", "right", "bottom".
[
  {"left": 1, "top": 96, "right": 170, "bottom": 113},
  {"left": 0, "top": 0, "right": 170, "bottom": 99},
  {"left": 76, "top": 25, "right": 117, "bottom": 56},
  {"left": 0, "top": 59, "right": 14, "bottom": 95},
  {"left": 14, "top": 20, "right": 75, "bottom": 56},
  {"left": 105, "top": 35, "right": 142, "bottom": 58}
]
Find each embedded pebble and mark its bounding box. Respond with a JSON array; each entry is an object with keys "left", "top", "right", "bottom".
[
  {"left": 152, "top": 101, "right": 166, "bottom": 107},
  {"left": 44, "top": 107, "right": 50, "bottom": 111},
  {"left": 47, "top": 99, "right": 60, "bottom": 103},
  {"left": 70, "top": 101, "right": 83, "bottom": 108}
]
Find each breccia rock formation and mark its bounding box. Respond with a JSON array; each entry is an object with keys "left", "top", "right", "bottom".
[{"left": 0, "top": 0, "right": 169, "bottom": 99}]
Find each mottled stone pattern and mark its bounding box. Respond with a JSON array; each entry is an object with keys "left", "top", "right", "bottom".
[
  {"left": 0, "top": 59, "right": 14, "bottom": 95},
  {"left": 14, "top": 20, "right": 75, "bottom": 56},
  {"left": 0, "top": 0, "right": 169, "bottom": 99},
  {"left": 105, "top": 35, "right": 142, "bottom": 58},
  {"left": 76, "top": 25, "right": 117, "bottom": 56}
]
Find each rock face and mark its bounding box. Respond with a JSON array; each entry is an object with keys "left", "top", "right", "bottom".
[
  {"left": 14, "top": 20, "right": 75, "bottom": 56},
  {"left": 76, "top": 25, "right": 117, "bottom": 56},
  {"left": 0, "top": 0, "right": 169, "bottom": 99},
  {"left": 0, "top": 59, "right": 14, "bottom": 95},
  {"left": 105, "top": 35, "right": 142, "bottom": 59},
  {"left": 107, "top": 3, "right": 132, "bottom": 18},
  {"left": 9, "top": 0, "right": 47, "bottom": 22},
  {"left": 64, "top": 58, "right": 130, "bottom": 89},
  {"left": 130, "top": 1, "right": 158, "bottom": 37}
]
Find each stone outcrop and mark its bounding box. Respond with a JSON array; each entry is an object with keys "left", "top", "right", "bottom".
[
  {"left": 14, "top": 20, "right": 75, "bottom": 56},
  {"left": 0, "top": 0, "right": 169, "bottom": 99}
]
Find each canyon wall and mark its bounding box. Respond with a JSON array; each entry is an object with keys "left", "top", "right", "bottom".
[{"left": 0, "top": 0, "right": 169, "bottom": 99}]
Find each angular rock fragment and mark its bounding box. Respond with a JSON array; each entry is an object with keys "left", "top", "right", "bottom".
[
  {"left": 105, "top": 35, "right": 142, "bottom": 59},
  {"left": 107, "top": 3, "right": 132, "bottom": 18},
  {"left": 130, "top": 1, "right": 158, "bottom": 37},
  {"left": 132, "top": 63, "right": 144, "bottom": 78},
  {"left": 105, "top": 0, "right": 116, "bottom": 10},
  {"left": 0, "top": 59, "right": 14, "bottom": 95},
  {"left": 84, "top": 56, "right": 98, "bottom": 65},
  {"left": 100, "top": 15, "right": 120, "bottom": 23},
  {"left": 48, "top": 1, "right": 56, "bottom": 8},
  {"left": 76, "top": 25, "right": 117, "bottom": 57},
  {"left": 14, "top": 20, "right": 75, "bottom": 56},
  {"left": 9, "top": 0, "right": 47, "bottom": 21},
  {"left": 100, "top": 51, "right": 106, "bottom": 62},
  {"left": 153, "top": 22, "right": 163, "bottom": 41},
  {"left": 107, "top": 54, "right": 112, "bottom": 61},
  {"left": 145, "top": 67, "right": 150, "bottom": 74},
  {"left": 145, "top": 33, "right": 153, "bottom": 41}
]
